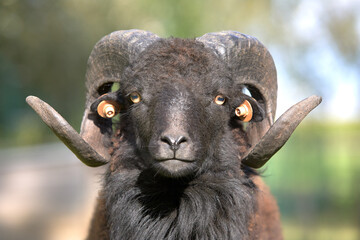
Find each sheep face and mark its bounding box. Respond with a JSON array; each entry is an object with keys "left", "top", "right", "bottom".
[
  {"left": 106, "top": 38, "right": 264, "bottom": 178},
  {"left": 26, "top": 30, "right": 321, "bottom": 178}
]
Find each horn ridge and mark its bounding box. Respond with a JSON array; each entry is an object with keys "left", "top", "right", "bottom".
[
  {"left": 197, "top": 31, "right": 277, "bottom": 120},
  {"left": 85, "top": 30, "right": 160, "bottom": 108}
]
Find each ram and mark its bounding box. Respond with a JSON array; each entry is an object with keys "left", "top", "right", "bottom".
[{"left": 27, "top": 30, "right": 321, "bottom": 239}]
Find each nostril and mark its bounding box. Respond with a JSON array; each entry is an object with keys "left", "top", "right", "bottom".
[
  {"left": 160, "top": 135, "right": 188, "bottom": 151},
  {"left": 161, "top": 136, "right": 175, "bottom": 146},
  {"left": 175, "top": 136, "right": 187, "bottom": 145}
]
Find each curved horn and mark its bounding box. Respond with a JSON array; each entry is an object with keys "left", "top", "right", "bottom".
[
  {"left": 81, "top": 30, "right": 159, "bottom": 164},
  {"left": 26, "top": 96, "right": 107, "bottom": 167},
  {"left": 197, "top": 31, "right": 277, "bottom": 122},
  {"left": 26, "top": 30, "right": 160, "bottom": 167},
  {"left": 197, "top": 31, "right": 277, "bottom": 166},
  {"left": 80, "top": 30, "right": 159, "bottom": 163},
  {"left": 84, "top": 30, "right": 160, "bottom": 108},
  {"left": 242, "top": 95, "right": 322, "bottom": 168},
  {"left": 198, "top": 32, "right": 321, "bottom": 168},
  {"left": 80, "top": 30, "right": 160, "bottom": 164}
]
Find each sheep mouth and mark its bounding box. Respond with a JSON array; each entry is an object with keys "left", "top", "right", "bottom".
[
  {"left": 153, "top": 158, "right": 198, "bottom": 177},
  {"left": 156, "top": 158, "right": 196, "bottom": 163}
]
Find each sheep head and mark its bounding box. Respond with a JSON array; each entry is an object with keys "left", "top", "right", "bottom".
[{"left": 26, "top": 30, "right": 321, "bottom": 172}]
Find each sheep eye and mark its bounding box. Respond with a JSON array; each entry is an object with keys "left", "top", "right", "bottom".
[
  {"left": 214, "top": 95, "right": 226, "bottom": 105},
  {"left": 130, "top": 92, "right": 141, "bottom": 103}
]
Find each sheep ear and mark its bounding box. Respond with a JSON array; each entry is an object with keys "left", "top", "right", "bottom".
[
  {"left": 79, "top": 92, "right": 122, "bottom": 162},
  {"left": 235, "top": 96, "right": 265, "bottom": 123}
]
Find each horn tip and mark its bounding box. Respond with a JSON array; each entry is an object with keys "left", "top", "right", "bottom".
[
  {"left": 306, "top": 95, "right": 323, "bottom": 111},
  {"left": 26, "top": 95, "right": 40, "bottom": 108},
  {"left": 310, "top": 95, "right": 322, "bottom": 104},
  {"left": 26, "top": 95, "right": 36, "bottom": 102},
  {"left": 26, "top": 95, "right": 41, "bottom": 106}
]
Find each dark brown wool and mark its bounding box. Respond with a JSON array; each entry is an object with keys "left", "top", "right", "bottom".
[{"left": 98, "top": 39, "right": 259, "bottom": 240}]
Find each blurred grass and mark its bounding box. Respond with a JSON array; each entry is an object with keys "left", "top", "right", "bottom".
[
  {"left": 283, "top": 221, "right": 359, "bottom": 240},
  {"left": 263, "top": 121, "right": 360, "bottom": 239}
]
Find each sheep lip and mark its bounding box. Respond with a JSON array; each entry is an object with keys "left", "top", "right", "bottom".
[{"left": 156, "top": 158, "right": 195, "bottom": 163}]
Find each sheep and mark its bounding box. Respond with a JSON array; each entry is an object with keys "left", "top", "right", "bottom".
[{"left": 26, "top": 29, "right": 321, "bottom": 240}]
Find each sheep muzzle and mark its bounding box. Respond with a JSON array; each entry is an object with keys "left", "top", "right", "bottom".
[{"left": 145, "top": 92, "right": 206, "bottom": 177}]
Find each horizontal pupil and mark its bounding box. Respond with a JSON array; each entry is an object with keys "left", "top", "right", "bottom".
[
  {"left": 217, "top": 97, "right": 224, "bottom": 101},
  {"left": 131, "top": 95, "right": 138, "bottom": 99}
]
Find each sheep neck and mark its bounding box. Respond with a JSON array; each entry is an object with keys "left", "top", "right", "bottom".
[{"left": 104, "top": 167, "right": 257, "bottom": 240}]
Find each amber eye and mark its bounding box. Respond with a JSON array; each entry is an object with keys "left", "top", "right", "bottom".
[
  {"left": 214, "top": 95, "right": 226, "bottom": 105},
  {"left": 130, "top": 92, "right": 141, "bottom": 103}
]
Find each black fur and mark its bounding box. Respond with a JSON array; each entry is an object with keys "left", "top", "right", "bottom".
[{"left": 105, "top": 168, "right": 257, "bottom": 239}]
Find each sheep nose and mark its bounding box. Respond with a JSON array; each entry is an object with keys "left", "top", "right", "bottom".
[{"left": 160, "top": 135, "right": 188, "bottom": 151}]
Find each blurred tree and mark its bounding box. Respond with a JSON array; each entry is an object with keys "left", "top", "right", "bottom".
[{"left": 0, "top": 0, "right": 359, "bottom": 139}]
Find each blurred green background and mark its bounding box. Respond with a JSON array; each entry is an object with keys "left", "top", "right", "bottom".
[{"left": 0, "top": 0, "right": 359, "bottom": 239}]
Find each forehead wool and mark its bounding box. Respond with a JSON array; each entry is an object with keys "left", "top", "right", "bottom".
[{"left": 123, "top": 38, "right": 232, "bottom": 94}]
